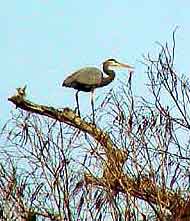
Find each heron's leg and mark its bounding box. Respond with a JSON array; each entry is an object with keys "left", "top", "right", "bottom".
[
  {"left": 91, "top": 90, "right": 95, "bottom": 124},
  {"left": 75, "top": 91, "right": 81, "bottom": 117}
]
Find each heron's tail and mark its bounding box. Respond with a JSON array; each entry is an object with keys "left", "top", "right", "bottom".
[{"left": 62, "top": 76, "right": 73, "bottom": 87}]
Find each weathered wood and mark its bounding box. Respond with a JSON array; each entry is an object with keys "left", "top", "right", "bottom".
[{"left": 8, "top": 87, "right": 188, "bottom": 220}]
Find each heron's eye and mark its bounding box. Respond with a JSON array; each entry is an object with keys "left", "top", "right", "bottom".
[
  {"left": 103, "top": 58, "right": 118, "bottom": 67},
  {"left": 109, "top": 61, "right": 119, "bottom": 67}
]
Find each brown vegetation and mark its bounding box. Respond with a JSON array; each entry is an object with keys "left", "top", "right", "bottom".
[{"left": 1, "top": 33, "right": 190, "bottom": 220}]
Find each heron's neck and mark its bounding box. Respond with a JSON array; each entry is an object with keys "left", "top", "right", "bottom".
[{"left": 99, "top": 65, "right": 115, "bottom": 87}]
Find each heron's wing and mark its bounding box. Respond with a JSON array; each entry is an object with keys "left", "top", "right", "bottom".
[{"left": 65, "top": 67, "right": 103, "bottom": 86}]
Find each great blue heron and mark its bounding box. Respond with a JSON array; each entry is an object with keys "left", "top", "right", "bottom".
[{"left": 62, "top": 58, "right": 133, "bottom": 124}]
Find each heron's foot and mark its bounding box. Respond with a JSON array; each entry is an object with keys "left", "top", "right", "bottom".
[
  {"left": 74, "top": 107, "right": 81, "bottom": 117},
  {"left": 92, "top": 117, "right": 96, "bottom": 125}
]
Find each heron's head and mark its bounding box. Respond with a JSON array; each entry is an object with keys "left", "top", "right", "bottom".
[{"left": 103, "top": 58, "right": 134, "bottom": 70}]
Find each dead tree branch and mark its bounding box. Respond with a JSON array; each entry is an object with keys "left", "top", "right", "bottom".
[{"left": 7, "top": 86, "right": 187, "bottom": 220}]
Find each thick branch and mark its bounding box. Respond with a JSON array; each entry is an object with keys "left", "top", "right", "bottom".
[{"left": 8, "top": 87, "right": 114, "bottom": 154}]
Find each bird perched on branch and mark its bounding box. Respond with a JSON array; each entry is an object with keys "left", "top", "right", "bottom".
[{"left": 62, "top": 58, "right": 134, "bottom": 124}]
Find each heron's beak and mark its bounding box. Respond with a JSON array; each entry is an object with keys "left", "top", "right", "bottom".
[{"left": 118, "top": 62, "right": 134, "bottom": 69}]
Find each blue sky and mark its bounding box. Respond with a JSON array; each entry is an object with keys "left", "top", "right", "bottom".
[{"left": 1, "top": 0, "right": 190, "bottom": 127}]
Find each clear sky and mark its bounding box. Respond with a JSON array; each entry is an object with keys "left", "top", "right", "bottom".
[{"left": 1, "top": 0, "right": 190, "bottom": 127}]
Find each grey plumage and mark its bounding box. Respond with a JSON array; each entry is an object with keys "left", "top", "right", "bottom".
[{"left": 62, "top": 67, "right": 103, "bottom": 92}]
